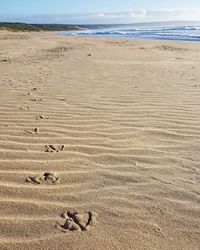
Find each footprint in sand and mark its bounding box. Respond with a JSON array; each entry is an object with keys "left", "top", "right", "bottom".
[
  {"left": 22, "top": 92, "right": 31, "bottom": 96},
  {"left": 36, "top": 115, "right": 49, "bottom": 120},
  {"left": 57, "top": 211, "right": 97, "bottom": 232},
  {"left": 25, "top": 128, "right": 39, "bottom": 134},
  {"left": 31, "top": 98, "right": 43, "bottom": 103},
  {"left": 0, "top": 58, "right": 10, "bottom": 63},
  {"left": 26, "top": 172, "right": 60, "bottom": 185},
  {"left": 45, "top": 145, "right": 65, "bottom": 153},
  {"left": 19, "top": 106, "right": 30, "bottom": 110}
]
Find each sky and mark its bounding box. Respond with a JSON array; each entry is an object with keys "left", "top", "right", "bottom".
[{"left": 1, "top": 0, "right": 200, "bottom": 24}]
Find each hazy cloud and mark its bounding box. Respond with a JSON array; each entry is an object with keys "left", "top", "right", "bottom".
[{"left": 1, "top": 9, "right": 200, "bottom": 24}]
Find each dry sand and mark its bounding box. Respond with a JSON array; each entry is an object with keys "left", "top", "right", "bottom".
[{"left": 0, "top": 31, "right": 200, "bottom": 250}]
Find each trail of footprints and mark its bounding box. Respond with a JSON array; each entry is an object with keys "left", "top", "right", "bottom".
[
  {"left": 20, "top": 88, "right": 97, "bottom": 233},
  {"left": 26, "top": 172, "right": 97, "bottom": 232}
]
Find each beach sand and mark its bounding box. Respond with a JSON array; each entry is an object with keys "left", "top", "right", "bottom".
[{"left": 0, "top": 31, "right": 200, "bottom": 250}]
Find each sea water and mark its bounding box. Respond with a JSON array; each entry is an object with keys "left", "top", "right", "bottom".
[{"left": 62, "top": 21, "right": 200, "bottom": 43}]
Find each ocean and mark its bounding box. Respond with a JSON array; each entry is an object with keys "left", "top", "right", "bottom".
[{"left": 62, "top": 22, "right": 200, "bottom": 42}]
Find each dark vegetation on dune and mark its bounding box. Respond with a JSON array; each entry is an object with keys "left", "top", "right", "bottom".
[
  {"left": 0, "top": 22, "right": 85, "bottom": 32},
  {"left": 0, "top": 22, "right": 129, "bottom": 32}
]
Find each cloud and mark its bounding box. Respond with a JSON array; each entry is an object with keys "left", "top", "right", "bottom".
[
  {"left": 129, "top": 10, "right": 146, "bottom": 19},
  {"left": 1, "top": 9, "right": 200, "bottom": 24}
]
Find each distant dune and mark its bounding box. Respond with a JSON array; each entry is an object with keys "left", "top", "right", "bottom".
[{"left": 0, "top": 22, "right": 84, "bottom": 32}]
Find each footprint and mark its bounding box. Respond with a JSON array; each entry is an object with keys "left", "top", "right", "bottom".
[
  {"left": 25, "top": 128, "right": 39, "bottom": 134},
  {"left": 0, "top": 59, "right": 8, "bottom": 62},
  {"left": 45, "top": 145, "right": 65, "bottom": 153},
  {"left": 58, "top": 98, "right": 67, "bottom": 101},
  {"left": 0, "top": 58, "right": 10, "bottom": 63},
  {"left": 22, "top": 92, "right": 32, "bottom": 96},
  {"left": 26, "top": 172, "right": 60, "bottom": 185},
  {"left": 57, "top": 211, "right": 97, "bottom": 232},
  {"left": 19, "top": 106, "right": 30, "bottom": 110},
  {"left": 36, "top": 115, "right": 49, "bottom": 120},
  {"left": 31, "top": 98, "right": 43, "bottom": 103}
]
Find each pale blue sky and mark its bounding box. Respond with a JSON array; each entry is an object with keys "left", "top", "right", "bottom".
[
  {"left": 1, "top": 0, "right": 200, "bottom": 15},
  {"left": 1, "top": 0, "right": 200, "bottom": 24}
]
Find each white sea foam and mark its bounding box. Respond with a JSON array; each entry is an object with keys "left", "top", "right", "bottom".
[{"left": 62, "top": 22, "right": 200, "bottom": 42}]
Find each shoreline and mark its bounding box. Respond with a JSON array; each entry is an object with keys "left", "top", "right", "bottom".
[{"left": 59, "top": 31, "right": 200, "bottom": 44}]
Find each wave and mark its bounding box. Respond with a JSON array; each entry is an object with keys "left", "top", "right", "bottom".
[{"left": 62, "top": 24, "right": 200, "bottom": 42}]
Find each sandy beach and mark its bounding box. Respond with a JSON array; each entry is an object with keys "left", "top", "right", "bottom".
[{"left": 0, "top": 31, "right": 200, "bottom": 250}]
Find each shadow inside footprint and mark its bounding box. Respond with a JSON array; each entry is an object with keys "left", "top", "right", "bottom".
[
  {"left": 45, "top": 145, "right": 64, "bottom": 153},
  {"left": 26, "top": 172, "right": 60, "bottom": 185},
  {"left": 57, "top": 211, "right": 97, "bottom": 232}
]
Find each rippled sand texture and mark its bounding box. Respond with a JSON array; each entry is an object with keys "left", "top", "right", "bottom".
[{"left": 0, "top": 32, "right": 200, "bottom": 250}]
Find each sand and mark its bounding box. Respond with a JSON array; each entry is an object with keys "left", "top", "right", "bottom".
[{"left": 0, "top": 31, "right": 200, "bottom": 250}]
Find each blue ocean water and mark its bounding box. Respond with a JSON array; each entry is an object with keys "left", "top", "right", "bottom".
[{"left": 62, "top": 22, "right": 200, "bottom": 42}]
